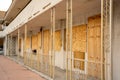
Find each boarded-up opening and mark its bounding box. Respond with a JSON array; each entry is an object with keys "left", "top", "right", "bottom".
[
  {"left": 87, "top": 14, "right": 101, "bottom": 78},
  {"left": 25, "top": 36, "right": 31, "bottom": 50},
  {"left": 55, "top": 30, "right": 62, "bottom": 51},
  {"left": 37, "top": 32, "right": 41, "bottom": 50},
  {"left": 32, "top": 34, "right": 38, "bottom": 50},
  {"left": 72, "top": 24, "right": 87, "bottom": 70},
  {"left": 74, "top": 51, "right": 85, "bottom": 70},
  {"left": 43, "top": 30, "right": 50, "bottom": 55}
]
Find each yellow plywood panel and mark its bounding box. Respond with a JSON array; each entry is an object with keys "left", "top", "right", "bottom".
[
  {"left": 74, "top": 51, "right": 85, "bottom": 70},
  {"left": 88, "top": 15, "right": 101, "bottom": 78},
  {"left": 25, "top": 37, "right": 31, "bottom": 50},
  {"left": 43, "top": 30, "right": 50, "bottom": 55},
  {"left": 88, "top": 17, "right": 95, "bottom": 27},
  {"left": 55, "top": 30, "right": 62, "bottom": 51},
  {"left": 95, "top": 15, "right": 101, "bottom": 26},
  {"left": 32, "top": 35, "right": 38, "bottom": 50},
  {"left": 88, "top": 15, "right": 101, "bottom": 61},
  {"left": 37, "top": 32, "right": 41, "bottom": 50},
  {"left": 72, "top": 25, "right": 87, "bottom": 52}
]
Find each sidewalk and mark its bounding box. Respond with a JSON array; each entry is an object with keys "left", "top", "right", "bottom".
[{"left": 0, "top": 55, "right": 45, "bottom": 80}]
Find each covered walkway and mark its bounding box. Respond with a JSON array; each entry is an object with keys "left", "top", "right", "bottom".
[{"left": 0, "top": 55, "right": 45, "bottom": 80}]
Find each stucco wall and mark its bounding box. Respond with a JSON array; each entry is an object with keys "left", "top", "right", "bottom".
[{"left": 112, "top": 0, "right": 120, "bottom": 80}]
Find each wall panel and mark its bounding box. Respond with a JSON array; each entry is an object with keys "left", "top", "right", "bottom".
[
  {"left": 55, "top": 30, "right": 61, "bottom": 51},
  {"left": 43, "top": 30, "right": 50, "bottom": 55},
  {"left": 87, "top": 15, "right": 101, "bottom": 78}
]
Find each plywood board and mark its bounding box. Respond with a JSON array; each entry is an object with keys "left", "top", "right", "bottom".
[
  {"left": 43, "top": 30, "right": 50, "bottom": 55},
  {"left": 72, "top": 24, "right": 87, "bottom": 70},
  {"left": 55, "top": 30, "right": 62, "bottom": 51},
  {"left": 37, "top": 32, "right": 41, "bottom": 50},
  {"left": 72, "top": 25, "right": 87, "bottom": 52},
  {"left": 32, "top": 35, "right": 38, "bottom": 50},
  {"left": 74, "top": 51, "right": 85, "bottom": 70},
  {"left": 87, "top": 14, "right": 101, "bottom": 78},
  {"left": 25, "top": 36, "right": 31, "bottom": 50},
  {"left": 88, "top": 15, "right": 101, "bottom": 61}
]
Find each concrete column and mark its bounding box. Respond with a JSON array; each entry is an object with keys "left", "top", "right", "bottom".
[{"left": 112, "top": 0, "right": 120, "bottom": 80}]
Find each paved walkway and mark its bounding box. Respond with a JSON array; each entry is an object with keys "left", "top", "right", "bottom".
[{"left": 0, "top": 55, "right": 45, "bottom": 80}]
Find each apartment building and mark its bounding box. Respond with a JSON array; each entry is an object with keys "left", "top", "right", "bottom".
[{"left": 0, "top": 0, "right": 120, "bottom": 80}]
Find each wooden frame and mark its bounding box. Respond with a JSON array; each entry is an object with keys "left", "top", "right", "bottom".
[{"left": 66, "top": 0, "right": 73, "bottom": 80}]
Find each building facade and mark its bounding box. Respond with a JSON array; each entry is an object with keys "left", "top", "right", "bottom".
[{"left": 0, "top": 0, "right": 119, "bottom": 80}]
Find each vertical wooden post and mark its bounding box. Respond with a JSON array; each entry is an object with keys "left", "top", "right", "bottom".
[
  {"left": 30, "top": 31, "right": 33, "bottom": 67},
  {"left": 18, "top": 29, "right": 20, "bottom": 59},
  {"left": 50, "top": 7, "right": 55, "bottom": 79},
  {"left": 60, "top": 19, "right": 65, "bottom": 50},
  {"left": 101, "top": 0, "right": 104, "bottom": 80},
  {"left": 66, "top": 0, "right": 72, "bottom": 80},
  {"left": 7, "top": 35, "right": 9, "bottom": 56},
  {"left": 10, "top": 34, "right": 13, "bottom": 56},
  {"left": 102, "top": 0, "right": 112, "bottom": 80},
  {"left": 41, "top": 28, "right": 43, "bottom": 71},
  {"left": 7, "top": 35, "right": 10, "bottom": 56},
  {"left": 24, "top": 24, "right": 27, "bottom": 64},
  {"left": 5, "top": 35, "right": 8, "bottom": 56}
]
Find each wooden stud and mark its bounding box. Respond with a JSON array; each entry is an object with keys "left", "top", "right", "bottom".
[
  {"left": 50, "top": 7, "right": 55, "bottom": 79},
  {"left": 10, "top": 34, "right": 13, "bottom": 56},
  {"left": 24, "top": 24, "right": 27, "bottom": 65},
  {"left": 18, "top": 29, "right": 20, "bottom": 59},
  {"left": 101, "top": 0, "right": 104, "bottom": 80},
  {"left": 66, "top": 0, "right": 72, "bottom": 80}
]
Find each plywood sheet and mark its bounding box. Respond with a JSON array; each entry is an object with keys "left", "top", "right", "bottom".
[
  {"left": 32, "top": 35, "right": 38, "bottom": 50},
  {"left": 87, "top": 15, "right": 101, "bottom": 78},
  {"left": 43, "top": 30, "right": 50, "bottom": 55},
  {"left": 55, "top": 30, "right": 62, "bottom": 51},
  {"left": 74, "top": 51, "right": 85, "bottom": 70},
  {"left": 25, "top": 36, "right": 31, "bottom": 50},
  {"left": 88, "top": 15, "right": 101, "bottom": 61},
  {"left": 72, "top": 25, "right": 87, "bottom": 52},
  {"left": 37, "top": 32, "right": 41, "bottom": 50}
]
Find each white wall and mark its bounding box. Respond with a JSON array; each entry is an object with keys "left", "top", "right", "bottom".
[
  {"left": 0, "top": 31, "right": 5, "bottom": 38},
  {"left": 112, "top": 0, "right": 120, "bottom": 80}
]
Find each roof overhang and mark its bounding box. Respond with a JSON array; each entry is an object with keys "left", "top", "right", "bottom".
[{"left": 4, "top": 0, "right": 31, "bottom": 25}]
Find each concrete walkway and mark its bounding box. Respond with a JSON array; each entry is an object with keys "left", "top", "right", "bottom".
[{"left": 0, "top": 55, "right": 45, "bottom": 80}]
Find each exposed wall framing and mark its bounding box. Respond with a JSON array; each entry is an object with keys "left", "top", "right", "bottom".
[
  {"left": 49, "top": 7, "right": 56, "bottom": 79},
  {"left": 66, "top": 0, "right": 73, "bottom": 80},
  {"left": 102, "top": 0, "right": 112, "bottom": 80}
]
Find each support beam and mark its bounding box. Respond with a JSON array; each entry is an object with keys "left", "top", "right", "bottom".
[
  {"left": 18, "top": 29, "right": 20, "bottom": 59},
  {"left": 24, "top": 24, "right": 27, "bottom": 64},
  {"left": 10, "top": 34, "right": 13, "bottom": 56},
  {"left": 50, "top": 7, "right": 55, "bottom": 79},
  {"left": 40, "top": 27, "right": 44, "bottom": 71},
  {"left": 101, "top": 0, "right": 112, "bottom": 80},
  {"left": 60, "top": 19, "right": 65, "bottom": 50},
  {"left": 7, "top": 35, "right": 10, "bottom": 56},
  {"left": 66, "top": 0, "right": 72, "bottom": 80}
]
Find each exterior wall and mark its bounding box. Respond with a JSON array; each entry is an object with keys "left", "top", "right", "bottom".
[
  {"left": 0, "top": 31, "right": 5, "bottom": 38},
  {"left": 112, "top": 0, "right": 120, "bottom": 80}
]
